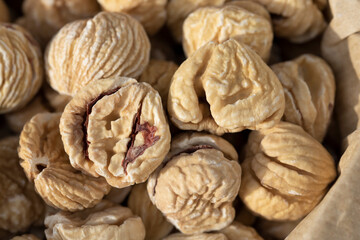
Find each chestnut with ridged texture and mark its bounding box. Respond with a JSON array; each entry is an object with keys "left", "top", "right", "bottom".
[
  {"left": 60, "top": 77, "right": 171, "bottom": 188},
  {"left": 271, "top": 54, "right": 335, "bottom": 142},
  {"left": 21, "top": 0, "right": 100, "bottom": 47},
  {"left": 239, "top": 122, "right": 337, "bottom": 221},
  {"left": 183, "top": 1, "right": 273, "bottom": 61},
  {"left": 147, "top": 133, "right": 241, "bottom": 234},
  {"left": 251, "top": 0, "right": 326, "bottom": 43},
  {"left": 45, "top": 12, "right": 150, "bottom": 96},
  {"left": 167, "top": 0, "right": 226, "bottom": 42},
  {"left": 0, "top": 23, "right": 43, "bottom": 113},
  {"left": 168, "top": 39, "right": 285, "bottom": 135},
  {"left": 19, "top": 113, "right": 111, "bottom": 211},
  {"left": 45, "top": 200, "right": 146, "bottom": 240}
]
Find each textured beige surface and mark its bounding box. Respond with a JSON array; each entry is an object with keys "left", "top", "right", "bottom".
[
  {"left": 0, "top": 0, "right": 9, "bottom": 22},
  {"left": 239, "top": 122, "right": 336, "bottom": 221},
  {"left": 139, "top": 59, "right": 178, "bottom": 107},
  {"left": 97, "top": 0, "right": 167, "bottom": 35},
  {"left": 164, "top": 222, "right": 263, "bottom": 240},
  {"left": 128, "top": 183, "right": 173, "bottom": 240},
  {"left": 19, "top": 113, "right": 111, "bottom": 211},
  {"left": 60, "top": 77, "right": 170, "bottom": 188},
  {"left": 45, "top": 12, "right": 150, "bottom": 96},
  {"left": 271, "top": 54, "right": 335, "bottom": 141},
  {"left": 183, "top": 2, "right": 273, "bottom": 60},
  {"left": 147, "top": 132, "right": 241, "bottom": 234},
  {"left": 11, "top": 234, "right": 41, "bottom": 240},
  {"left": 45, "top": 200, "right": 145, "bottom": 240},
  {"left": 252, "top": 0, "right": 326, "bottom": 43},
  {"left": 321, "top": 0, "right": 360, "bottom": 142},
  {"left": 167, "top": 0, "right": 226, "bottom": 42},
  {"left": 5, "top": 95, "right": 49, "bottom": 133},
  {"left": 0, "top": 137, "right": 44, "bottom": 233},
  {"left": 0, "top": 24, "right": 43, "bottom": 113},
  {"left": 287, "top": 129, "right": 360, "bottom": 239},
  {"left": 168, "top": 39, "right": 285, "bottom": 135},
  {"left": 21, "top": 0, "right": 100, "bottom": 47}
]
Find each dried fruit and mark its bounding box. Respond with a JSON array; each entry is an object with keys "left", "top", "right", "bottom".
[
  {"left": 0, "top": 23, "right": 43, "bottom": 113},
  {"left": 128, "top": 183, "right": 173, "bottom": 240},
  {"left": 168, "top": 39, "right": 285, "bottom": 135},
  {"left": 11, "top": 234, "right": 40, "bottom": 240},
  {"left": 60, "top": 77, "right": 171, "bottom": 188},
  {"left": 97, "top": 0, "right": 167, "bottom": 35},
  {"left": 19, "top": 113, "right": 111, "bottom": 211},
  {"left": 45, "top": 12, "right": 150, "bottom": 96},
  {"left": 167, "top": 0, "right": 226, "bottom": 42},
  {"left": 239, "top": 122, "right": 337, "bottom": 221},
  {"left": 0, "top": 0, "right": 9, "bottom": 22},
  {"left": 147, "top": 132, "right": 241, "bottom": 234},
  {"left": 286, "top": 127, "right": 360, "bottom": 239},
  {"left": 45, "top": 200, "right": 146, "bottom": 240},
  {"left": 0, "top": 137, "right": 44, "bottom": 233},
  {"left": 271, "top": 54, "right": 335, "bottom": 141},
  {"left": 252, "top": 0, "right": 326, "bottom": 43},
  {"left": 183, "top": 2, "right": 273, "bottom": 61},
  {"left": 164, "top": 222, "right": 263, "bottom": 240},
  {"left": 139, "top": 59, "right": 178, "bottom": 107},
  {"left": 21, "top": 0, "right": 100, "bottom": 46}
]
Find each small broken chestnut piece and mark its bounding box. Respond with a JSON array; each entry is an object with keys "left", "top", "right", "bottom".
[{"left": 60, "top": 77, "right": 171, "bottom": 188}]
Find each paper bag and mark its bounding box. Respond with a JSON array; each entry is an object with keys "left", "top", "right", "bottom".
[{"left": 322, "top": 0, "right": 360, "bottom": 142}]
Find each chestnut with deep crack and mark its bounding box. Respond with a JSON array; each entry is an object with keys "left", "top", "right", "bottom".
[
  {"left": 82, "top": 88, "right": 160, "bottom": 175},
  {"left": 83, "top": 87, "right": 121, "bottom": 160},
  {"left": 123, "top": 102, "right": 160, "bottom": 174}
]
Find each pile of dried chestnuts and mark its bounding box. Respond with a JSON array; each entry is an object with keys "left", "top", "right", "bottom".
[{"left": 1, "top": 0, "right": 360, "bottom": 239}]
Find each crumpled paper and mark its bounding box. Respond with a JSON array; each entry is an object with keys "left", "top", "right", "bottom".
[{"left": 322, "top": 0, "right": 360, "bottom": 143}]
